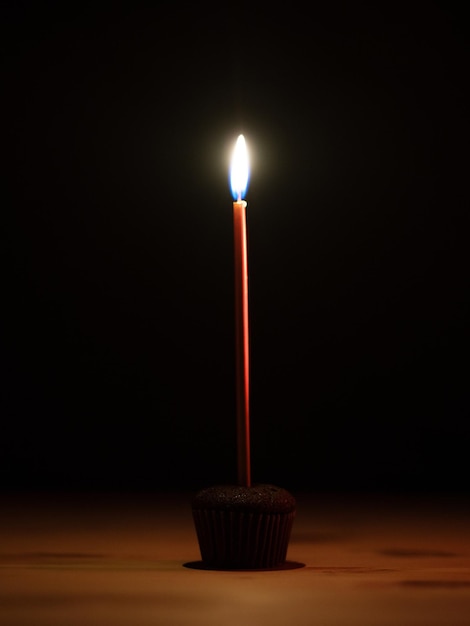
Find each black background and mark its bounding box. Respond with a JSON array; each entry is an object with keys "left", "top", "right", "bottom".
[{"left": 2, "top": 2, "right": 469, "bottom": 494}]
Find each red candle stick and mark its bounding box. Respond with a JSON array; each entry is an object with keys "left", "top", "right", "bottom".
[{"left": 230, "top": 135, "right": 251, "bottom": 487}]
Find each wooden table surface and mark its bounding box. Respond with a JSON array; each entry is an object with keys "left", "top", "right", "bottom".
[{"left": 1, "top": 491, "right": 469, "bottom": 625}]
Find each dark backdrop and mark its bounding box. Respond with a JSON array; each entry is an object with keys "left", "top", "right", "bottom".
[{"left": 2, "top": 2, "right": 469, "bottom": 494}]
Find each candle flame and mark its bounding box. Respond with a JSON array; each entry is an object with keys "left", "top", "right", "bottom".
[{"left": 230, "top": 134, "right": 249, "bottom": 201}]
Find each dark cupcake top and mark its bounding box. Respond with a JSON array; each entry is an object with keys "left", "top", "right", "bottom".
[{"left": 192, "top": 484, "right": 296, "bottom": 513}]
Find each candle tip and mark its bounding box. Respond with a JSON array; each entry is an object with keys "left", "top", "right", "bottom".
[{"left": 230, "top": 135, "right": 250, "bottom": 201}]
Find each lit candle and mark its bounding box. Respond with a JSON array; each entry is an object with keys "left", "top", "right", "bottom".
[{"left": 230, "top": 134, "right": 251, "bottom": 487}]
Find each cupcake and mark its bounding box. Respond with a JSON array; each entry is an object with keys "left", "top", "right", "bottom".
[{"left": 191, "top": 484, "right": 296, "bottom": 569}]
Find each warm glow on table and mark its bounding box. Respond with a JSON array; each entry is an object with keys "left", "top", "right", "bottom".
[{"left": 1, "top": 492, "right": 469, "bottom": 625}]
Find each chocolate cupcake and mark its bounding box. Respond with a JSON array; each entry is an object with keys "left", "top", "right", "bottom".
[{"left": 191, "top": 484, "right": 296, "bottom": 569}]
